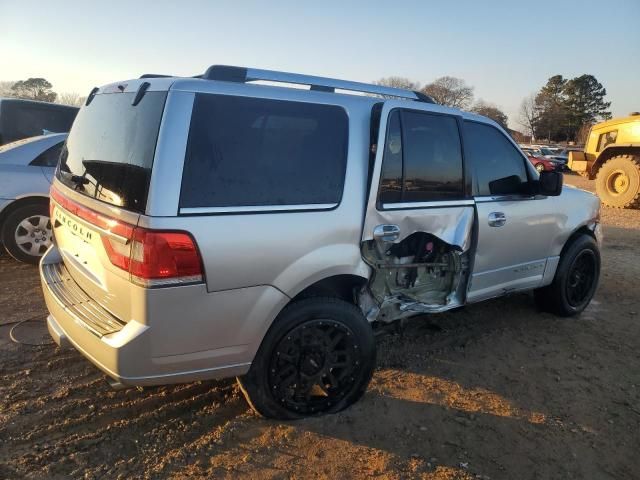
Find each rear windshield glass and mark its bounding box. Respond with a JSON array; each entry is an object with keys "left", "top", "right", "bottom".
[
  {"left": 56, "top": 91, "right": 166, "bottom": 213},
  {"left": 180, "top": 94, "right": 348, "bottom": 209}
]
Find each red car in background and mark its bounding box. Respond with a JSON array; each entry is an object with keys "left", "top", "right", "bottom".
[
  {"left": 521, "top": 147, "right": 562, "bottom": 173},
  {"left": 527, "top": 154, "right": 556, "bottom": 173}
]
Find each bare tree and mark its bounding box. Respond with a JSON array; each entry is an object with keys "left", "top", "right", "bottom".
[
  {"left": 373, "top": 77, "right": 420, "bottom": 91},
  {"left": 518, "top": 94, "right": 538, "bottom": 139},
  {"left": 422, "top": 76, "right": 473, "bottom": 108},
  {"left": 57, "top": 92, "right": 86, "bottom": 107},
  {"left": 0, "top": 81, "right": 17, "bottom": 98},
  {"left": 471, "top": 100, "right": 509, "bottom": 129}
]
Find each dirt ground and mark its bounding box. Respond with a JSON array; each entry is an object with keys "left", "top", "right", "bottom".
[{"left": 1, "top": 175, "right": 639, "bottom": 480}]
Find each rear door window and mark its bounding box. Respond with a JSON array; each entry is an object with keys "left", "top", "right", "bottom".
[
  {"left": 378, "top": 109, "right": 464, "bottom": 205},
  {"left": 180, "top": 94, "right": 348, "bottom": 209},
  {"left": 56, "top": 91, "right": 167, "bottom": 213},
  {"left": 402, "top": 111, "right": 464, "bottom": 201},
  {"left": 378, "top": 110, "right": 403, "bottom": 203}
]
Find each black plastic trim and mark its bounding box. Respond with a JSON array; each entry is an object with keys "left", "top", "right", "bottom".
[
  {"left": 85, "top": 87, "right": 99, "bottom": 106},
  {"left": 139, "top": 74, "right": 173, "bottom": 79},
  {"left": 132, "top": 82, "right": 150, "bottom": 106},
  {"left": 413, "top": 90, "right": 435, "bottom": 104},
  {"left": 204, "top": 65, "right": 248, "bottom": 82}
]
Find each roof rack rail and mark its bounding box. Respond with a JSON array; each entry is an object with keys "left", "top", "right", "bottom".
[
  {"left": 139, "top": 74, "right": 174, "bottom": 79},
  {"left": 202, "top": 65, "right": 434, "bottom": 103},
  {"left": 139, "top": 73, "right": 205, "bottom": 79}
]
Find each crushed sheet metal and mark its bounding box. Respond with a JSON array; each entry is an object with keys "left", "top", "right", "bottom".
[{"left": 362, "top": 206, "right": 475, "bottom": 252}]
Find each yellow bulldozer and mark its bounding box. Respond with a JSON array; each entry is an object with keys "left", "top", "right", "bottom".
[{"left": 568, "top": 113, "right": 640, "bottom": 208}]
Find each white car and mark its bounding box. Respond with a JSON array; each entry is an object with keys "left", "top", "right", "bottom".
[{"left": 0, "top": 133, "right": 66, "bottom": 263}]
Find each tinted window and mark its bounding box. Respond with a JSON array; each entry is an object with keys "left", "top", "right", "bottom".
[
  {"left": 0, "top": 100, "right": 78, "bottom": 145},
  {"left": 378, "top": 110, "right": 464, "bottom": 204},
  {"left": 56, "top": 92, "right": 167, "bottom": 213},
  {"left": 464, "top": 121, "right": 529, "bottom": 196},
  {"left": 180, "top": 94, "right": 348, "bottom": 208},
  {"left": 402, "top": 111, "right": 463, "bottom": 201},
  {"left": 378, "top": 110, "right": 403, "bottom": 203},
  {"left": 31, "top": 141, "right": 64, "bottom": 167}
]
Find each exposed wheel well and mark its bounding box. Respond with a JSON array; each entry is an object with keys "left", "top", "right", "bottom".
[
  {"left": 292, "top": 274, "right": 368, "bottom": 304},
  {"left": 560, "top": 225, "right": 596, "bottom": 258},
  {"left": 0, "top": 196, "right": 49, "bottom": 234}
]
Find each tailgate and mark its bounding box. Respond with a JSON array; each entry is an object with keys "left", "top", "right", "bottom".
[
  {"left": 50, "top": 186, "right": 140, "bottom": 323},
  {"left": 48, "top": 87, "right": 168, "bottom": 323}
]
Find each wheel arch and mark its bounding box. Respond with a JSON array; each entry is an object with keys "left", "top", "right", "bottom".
[
  {"left": 0, "top": 195, "right": 49, "bottom": 234},
  {"left": 592, "top": 145, "right": 640, "bottom": 177},
  {"left": 560, "top": 225, "right": 596, "bottom": 258},
  {"left": 291, "top": 273, "right": 369, "bottom": 303}
]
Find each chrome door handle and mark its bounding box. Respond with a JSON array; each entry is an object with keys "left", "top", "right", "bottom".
[
  {"left": 373, "top": 224, "right": 401, "bottom": 241},
  {"left": 488, "top": 212, "right": 506, "bottom": 227}
]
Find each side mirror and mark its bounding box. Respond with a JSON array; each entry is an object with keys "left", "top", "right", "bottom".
[
  {"left": 537, "top": 171, "right": 563, "bottom": 196},
  {"left": 488, "top": 175, "right": 524, "bottom": 195}
]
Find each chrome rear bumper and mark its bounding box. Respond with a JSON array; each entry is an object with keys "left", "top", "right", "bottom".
[{"left": 41, "top": 262, "right": 126, "bottom": 338}]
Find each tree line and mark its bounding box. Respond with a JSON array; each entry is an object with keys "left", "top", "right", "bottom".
[
  {"left": 519, "top": 74, "right": 610, "bottom": 143},
  {"left": 0, "top": 78, "right": 86, "bottom": 107},
  {"left": 375, "top": 73, "right": 611, "bottom": 144},
  {"left": 374, "top": 75, "right": 509, "bottom": 130},
  {"left": 2, "top": 74, "right": 611, "bottom": 143}
]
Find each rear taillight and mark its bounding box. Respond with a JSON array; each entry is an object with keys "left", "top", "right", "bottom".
[
  {"left": 128, "top": 229, "right": 203, "bottom": 286},
  {"left": 50, "top": 187, "right": 203, "bottom": 287}
]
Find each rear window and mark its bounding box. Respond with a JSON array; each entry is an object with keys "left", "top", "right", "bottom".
[
  {"left": 180, "top": 94, "right": 348, "bottom": 209},
  {"left": 56, "top": 91, "right": 167, "bottom": 213}
]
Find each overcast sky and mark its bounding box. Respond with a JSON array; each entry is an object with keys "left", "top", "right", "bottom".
[{"left": 2, "top": 0, "right": 639, "bottom": 128}]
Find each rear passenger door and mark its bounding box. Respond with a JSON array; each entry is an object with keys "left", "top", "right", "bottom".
[
  {"left": 463, "top": 120, "right": 558, "bottom": 302},
  {"left": 362, "top": 101, "right": 475, "bottom": 309}
]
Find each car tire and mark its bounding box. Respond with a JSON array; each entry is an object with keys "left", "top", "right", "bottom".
[
  {"left": 534, "top": 234, "right": 600, "bottom": 317},
  {"left": 237, "top": 297, "right": 376, "bottom": 419},
  {"left": 1, "top": 203, "right": 52, "bottom": 264}
]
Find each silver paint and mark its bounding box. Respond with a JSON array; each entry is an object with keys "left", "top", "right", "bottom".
[{"left": 40, "top": 71, "right": 602, "bottom": 388}]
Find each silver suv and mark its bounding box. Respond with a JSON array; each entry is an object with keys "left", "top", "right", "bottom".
[{"left": 40, "top": 66, "right": 602, "bottom": 419}]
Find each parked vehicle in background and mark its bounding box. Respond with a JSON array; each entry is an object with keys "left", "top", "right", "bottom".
[
  {"left": 550, "top": 147, "right": 581, "bottom": 165},
  {"left": 568, "top": 113, "right": 640, "bottom": 208},
  {"left": 526, "top": 154, "right": 556, "bottom": 173},
  {"left": 0, "top": 98, "right": 78, "bottom": 146},
  {"left": 537, "top": 146, "right": 571, "bottom": 168},
  {"left": 521, "top": 147, "right": 565, "bottom": 171},
  {"left": 0, "top": 133, "right": 66, "bottom": 263},
  {"left": 40, "top": 66, "right": 601, "bottom": 419}
]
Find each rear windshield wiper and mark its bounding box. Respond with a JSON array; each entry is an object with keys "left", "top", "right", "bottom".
[
  {"left": 70, "top": 174, "right": 90, "bottom": 185},
  {"left": 59, "top": 163, "right": 91, "bottom": 186}
]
